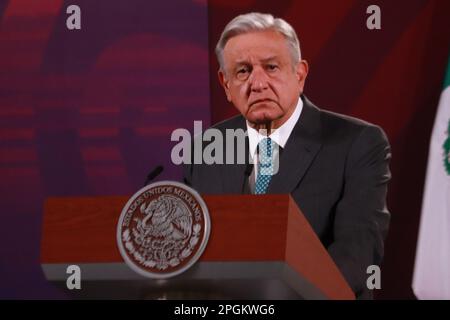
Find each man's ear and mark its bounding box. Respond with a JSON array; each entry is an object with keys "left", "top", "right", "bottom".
[
  {"left": 218, "top": 70, "right": 232, "bottom": 102},
  {"left": 295, "top": 60, "right": 309, "bottom": 92}
]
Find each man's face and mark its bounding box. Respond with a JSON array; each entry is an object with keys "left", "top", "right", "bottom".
[{"left": 219, "top": 30, "right": 308, "bottom": 129}]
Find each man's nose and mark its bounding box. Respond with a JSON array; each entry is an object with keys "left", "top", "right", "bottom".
[{"left": 248, "top": 67, "right": 269, "bottom": 92}]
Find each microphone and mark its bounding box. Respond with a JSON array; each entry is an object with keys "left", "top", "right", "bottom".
[
  {"left": 144, "top": 165, "right": 164, "bottom": 186},
  {"left": 242, "top": 162, "right": 254, "bottom": 194},
  {"left": 244, "top": 162, "right": 253, "bottom": 177}
]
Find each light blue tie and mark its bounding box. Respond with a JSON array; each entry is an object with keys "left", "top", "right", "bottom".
[{"left": 255, "top": 138, "right": 274, "bottom": 194}]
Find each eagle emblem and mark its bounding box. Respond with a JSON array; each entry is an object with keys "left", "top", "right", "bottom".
[{"left": 117, "top": 181, "right": 210, "bottom": 278}]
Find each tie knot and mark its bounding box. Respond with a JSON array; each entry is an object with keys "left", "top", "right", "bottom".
[
  {"left": 258, "top": 137, "right": 273, "bottom": 158},
  {"left": 258, "top": 137, "right": 275, "bottom": 176},
  {"left": 255, "top": 138, "right": 275, "bottom": 194}
]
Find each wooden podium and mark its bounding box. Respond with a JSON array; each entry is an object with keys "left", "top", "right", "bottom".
[{"left": 41, "top": 194, "right": 354, "bottom": 300}]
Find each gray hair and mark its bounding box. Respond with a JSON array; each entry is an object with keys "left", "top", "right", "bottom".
[{"left": 215, "top": 12, "right": 301, "bottom": 71}]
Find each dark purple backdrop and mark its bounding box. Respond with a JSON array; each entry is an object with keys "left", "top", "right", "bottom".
[{"left": 0, "top": 0, "right": 210, "bottom": 298}]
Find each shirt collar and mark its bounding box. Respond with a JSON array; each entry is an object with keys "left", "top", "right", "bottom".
[{"left": 246, "top": 97, "right": 303, "bottom": 158}]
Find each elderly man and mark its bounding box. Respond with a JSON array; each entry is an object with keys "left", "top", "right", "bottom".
[{"left": 184, "top": 12, "right": 391, "bottom": 299}]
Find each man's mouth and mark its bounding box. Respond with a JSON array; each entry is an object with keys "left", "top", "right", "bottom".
[{"left": 249, "top": 99, "right": 275, "bottom": 107}]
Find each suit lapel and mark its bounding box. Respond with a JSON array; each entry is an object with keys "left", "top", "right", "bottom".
[
  {"left": 267, "top": 96, "right": 323, "bottom": 194},
  {"left": 219, "top": 117, "right": 251, "bottom": 194},
  {"left": 221, "top": 162, "right": 249, "bottom": 193}
]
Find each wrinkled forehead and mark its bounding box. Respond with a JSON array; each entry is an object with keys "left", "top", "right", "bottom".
[{"left": 222, "top": 30, "right": 291, "bottom": 67}]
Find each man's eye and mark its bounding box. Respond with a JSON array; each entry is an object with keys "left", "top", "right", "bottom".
[
  {"left": 267, "top": 64, "right": 279, "bottom": 71},
  {"left": 236, "top": 67, "right": 250, "bottom": 80}
]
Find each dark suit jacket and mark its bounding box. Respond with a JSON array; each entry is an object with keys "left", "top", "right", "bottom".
[{"left": 184, "top": 96, "right": 391, "bottom": 299}]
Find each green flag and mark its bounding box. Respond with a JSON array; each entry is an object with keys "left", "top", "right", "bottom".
[{"left": 413, "top": 55, "right": 450, "bottom": 299}]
